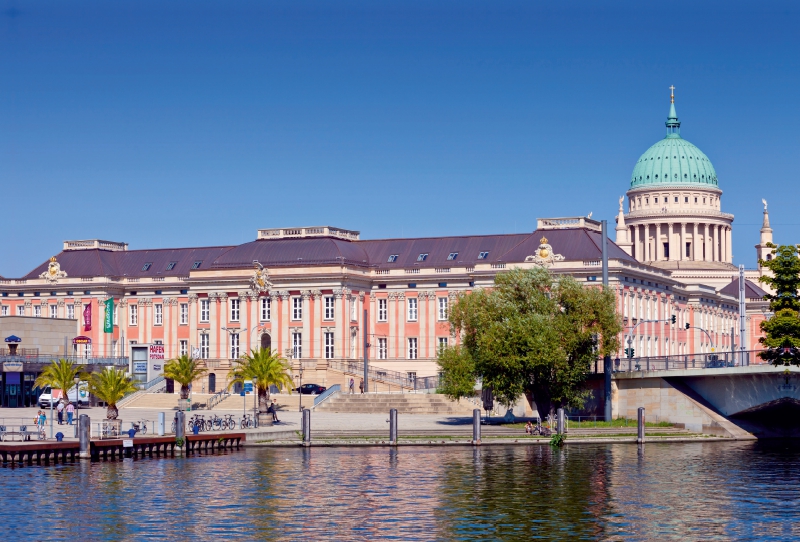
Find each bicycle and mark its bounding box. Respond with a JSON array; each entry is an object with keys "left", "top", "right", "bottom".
[
  {"left": 131, "top": 420, "right": 148, "bottom": 435},
  {"left": 240, "top": 414, "right": 254, "bottom": 429},
  {"left": 222, "top": 414, "right": 236, "bottom": 430},
  {"left": 209, "top": 414, "right": 223, "bottom": 431}
]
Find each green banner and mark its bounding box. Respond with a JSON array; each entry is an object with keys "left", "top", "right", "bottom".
[{"left": 103, "top": 298, "right": 114, "bottom": 333}]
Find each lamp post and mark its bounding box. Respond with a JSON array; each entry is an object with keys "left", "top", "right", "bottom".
[
  {"left": 252, "top": 377, "right": 258, "bottom": 418},
  {"left": 297, "top": 364, "right": 304, "bottom": 412},
  {"left": 73, "top": 375, "right": 80, "bottom": 437}
]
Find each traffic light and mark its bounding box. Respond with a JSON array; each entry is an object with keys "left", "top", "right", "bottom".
[
  {"left": 685, "top": 323, "right": 690, "bottom": 330},
  {"left": 671, "top": 315, "right": 676, "bottom": 324},
  {"left": 624, "top": 348, "right": 635, "bottom": 359}
]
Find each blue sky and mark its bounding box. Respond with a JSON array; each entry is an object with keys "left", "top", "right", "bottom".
[{"left": 2, "top": 0, "right": 799, "bottom": 276}]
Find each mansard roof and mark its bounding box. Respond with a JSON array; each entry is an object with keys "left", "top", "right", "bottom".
[{"left": 718, "top": 278, "right": 767, "bottom": 300}]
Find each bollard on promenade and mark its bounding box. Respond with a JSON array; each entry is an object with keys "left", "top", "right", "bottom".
[
  {"left": 302, "top": 409, "right": 311, "bottom": 446},
  {"left": 175, "top": 411, "right": 185, "bottom": 439},
  {"left": 158, "top": 412, "right": 165, "bottom": 436},
  {"left": 472, "top": 409, "right": 481, "bottom": 445},
  {"left": 79, "top": 414, "right": 90, "bottom": 458},
  {"left": 637, "top": 407, "right": 645, "bottom": 444},
  {"left": 556, "top": 408, "right": 565, "bottom": 435},
  {"left": 389, "top": 408, "right": 398, "bottom": 445}
]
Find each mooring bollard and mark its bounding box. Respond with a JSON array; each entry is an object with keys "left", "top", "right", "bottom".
[
  {"left": 79, "top": 414, "right": 90, "bottom": 458},
  {"left": 302, "top": 409, "right": 311, "bottom": 446},
  {"left": 472, "top": 409, "right": 481, "bottom": 445},
  {"left": 175, "top": 411, "right": 185, "bottom": 439},
  {"left": 389, "top": 408, "right": 398, "bottom": 445},
  {"left": 637, "top": 407, "right": 645, "bottom": 443},
  {"left": 158, "top": 412, "right": 165, "bottom": 436},
  {"left": 556, "top": 408, "right": 565, "bottom": 435}
]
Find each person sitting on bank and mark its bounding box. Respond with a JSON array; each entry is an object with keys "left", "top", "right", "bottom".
[
  {"left": 525, "top": 421, "right": 533, "bottom": 434},
  {"left": 267, "top": 400, "right": 280, "bottom": 423}
]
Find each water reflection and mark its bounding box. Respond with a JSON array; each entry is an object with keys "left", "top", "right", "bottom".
[{"left": 1, "top": 442, "right": 799, "bottom": 540}]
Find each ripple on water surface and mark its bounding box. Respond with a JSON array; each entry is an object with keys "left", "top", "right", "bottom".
[{"left": 1, "top": 442, "right": 800, "bottom": 540}]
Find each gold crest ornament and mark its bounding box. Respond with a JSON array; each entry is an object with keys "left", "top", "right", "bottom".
[
  {"left": 39, "top": 256, "right": 68, "bottom": 284},
  {"left": 525, "top": 237, "right": 564, "bottom": 267},
  {"left": 250, "top": 262, "right": 272, "bottom": 294}
]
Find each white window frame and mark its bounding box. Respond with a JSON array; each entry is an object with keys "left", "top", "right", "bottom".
[
  {"left": 438, "top": 297, "right": 448, "bottom": 321},
  {"left": 230, "top": 333, "right": 240, "bottom": 359},
  {"left": 292, "top": 332, "right": 302, "bottom": 359},
  {"left": 129, "top": 304, "right": 138, "bottom": 326},
  {"left": 324, "top": 332, "right": 335, "bottom": 359},
  {"left": 408, "top": 337, "right": 418, "bottom": 360},
  {"left": 292, "top": 297, "right": 303, "bottom": 321},
  {"left": 154, "top": 303, "right": 163, "bottom": 325},
  {"left": 50, "top": 305, "right": 58, "bottom": 319},
  {"left": 230, "top": 298, "right": 240, "bottom": 322},
  {"left": 378, "top": 337, "right": 387, "bottom": 360},
  {"left": 260, "top": 297, "right": 270, "bottom": 321},
  {"left": 67, "top": 305, "right": 74, "bottom": 319},
  {"left": 180, "top": 303, "right": 188, "bottom": 325},
  {"left": 17, "top": 305, "right": 25, "bottom": 316},
  {"left": 378, "top": 299, "right": 387, "bottom": 322},
  {"left": 200, "top": 299, "right": 209, "bottom": 323},
  {"left": 324, "top": 296, "right": 335, "bottom": 320},
  {"left": 438, "top": 337, "right": 448, "bottom": 351},
  {"left": 34, "top": 305, "right": 41, "bottom": 318},
  {"left": 180, "top": 340, "right": 188, "bottom": 356},
  {"left": 407, "top": 297, "right": 418, "bottom": 322},
  {"left": 0, "top": 306, "right": 7, "bottom": 316},
  {"left": 200, "top": 334, "right": 209, "bottom": 359}
]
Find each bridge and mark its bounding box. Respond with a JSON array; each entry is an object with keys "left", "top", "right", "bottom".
[{"left": 607, "top": 350, "right": 799, "bottom": 438}]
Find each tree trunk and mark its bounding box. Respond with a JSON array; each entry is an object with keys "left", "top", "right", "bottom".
[
  {"left": 531, "top": 384, "right": 554, "bottom": 422},
  {"left": 180, "top": 384, "right": 190, "bottom": 400},
  {"left": 257, "top": 387, "right": 268, "bottom": 414},
  {"left": 107, "top": 404, "right": 118, "bottom": 420}
]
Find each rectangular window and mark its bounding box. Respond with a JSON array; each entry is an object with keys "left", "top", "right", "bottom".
[
  {"left": 0, "top": 306, "right": 7, "bottom": 316},
  {"left": 154, "top": 303, "right": 163, "bottom": 325},
  {"left": 407, "top": 371, "right": 417, "bottom": 381},
  {"left": 438, "top": 297, "right": 448, "bottom": 320},
  {"left": 447, "top": 252, "right": 458, "bottom": 260},
  {"left": 180, "top": 340, "right": 188, "bottom": 356},
  {"left": 378, "top": 299, "right": 387, "bottom": 322},
  {"left": 180, "top": 303, "right": 188, "bottom": 325},
  {"left": 408, "top": 338, "right": 418, "bottom": 360},
  {"left": 292, "top": 332, "right": 302, "bottom": 359},
  {"left": 200, "top": 299, "right": 209, "bottom": 322},
  {"left": 260, "top": 297, "right": 271, "bottom": 321},
  {"left": 686, "top": 243, "right": 691, "bottom": 258},
  {"left": 438, "top": 337, "right": 448, "bottom": 351},
  {"left": 200, "top": 334, "right": 209, "bottom": 359},
  {"left": 17, "top": 305, "right": 25, "bottom": 316},
  {"left": 34, "top": 305, "right": 41, "bottom": 318},
  {"left": 230, "top": 298, "right": 240, "bottom": 321},
  {"left": 130, "top": 304, "right": 138, "bottom": 326},
  {"left": 292, "top": 297, "right": 303, "bottom": 320},
  {"left": 154, "top": 340, "right": 163, "bottom": 345},
  {"left": 478, "top": 251, "right": 489, "bottom": 259},
  {"left": 50, "top": 305, "right": 58, "bottom": 319},
  {"left": 67, "top": 305, "right": 74, "bottom": 319},
  {"left": 407, "top": 297, "right": 418, "bottom": 321},
  {"left": 378, "top": 337, "right": 387, "bottom": 360},
  {"left": 324, "top": 296, "right": 335, "bottom": 320},
  {"left": 230, "top": 333, "right": 240, "bottom": 359},
  {"left": 324, "top": 332, "right": 335, "bottom": 359}
]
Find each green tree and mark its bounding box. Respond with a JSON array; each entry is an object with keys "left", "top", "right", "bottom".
[
  {"left": 163, "top": 355, "right": 208, "bottom": 399},
  {"left": 34, "top": 359, "right": 86, "bottom": 402},
  {"left": 438, "top": 267, "right": 621, "bottom": 417},
  {"left": 227, "top": 348, "right": 294, "bottom": 421},
  {"left": 87, "top": 367, "right": 138, "bottom": 419},
  {"left": 758, "top": 243, "right": 800, "bottom": 365}
]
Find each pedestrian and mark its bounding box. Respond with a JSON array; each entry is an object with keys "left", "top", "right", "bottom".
[
  {"left": 66, "top": 402, "right": 75, "bottom": 425},
  {"left": 56, "top": 400, "right": 64, "bottom": 425},
  {"left": 359, "top": 379, "right": 364, "bottom": 394},
  {"left": 38, "top": 411, "right": 46, "bottom": 433},
  {"left": 349, "top": 378, "right": 354, "bottom": 394},
  {"left": 267, "top": 399, "right": 280, "bottom": 423}
]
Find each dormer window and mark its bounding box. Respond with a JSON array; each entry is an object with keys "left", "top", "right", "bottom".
[
  {"left": 478, "top": 251, "right": 489, "bottom": 260},
  {"left": 388, "top": 255, "right": 399, "bottom": 263},
  {"left": 417, "top": 253, "right": 428, "bottom": 262},
  {"left": 141, "top": 263, "right": 152, "bottom": 271},
  {"left": 447, "top": 253, "right": 458, "bottom": 261},
  {"left": 166, "top": 262, "right": 177, "bottom": 271},
  {"left": 191, "top": 261, "right": 202, "bottom": 269}
]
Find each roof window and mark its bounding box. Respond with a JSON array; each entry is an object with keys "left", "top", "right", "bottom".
[
  {"left": 191, "top": 261, "right": 202, "bottom": 269},
  {"left": 141, "top": 263, "right": 152, "bottom": 271},
  {"left": 166, "top": 262, "right": 177, "bottom": 271},
  {"left": 478, "top": 251, "right": 489, "bottom": 260},
  {"left": 387, "top": 255, "right": 398, "bottom": 263},
  {"left": 447, "top": 252, "right": 458, "bottom": 261},
  {"left": 417, "top": 253, "right": 428, "bottom": 262}
]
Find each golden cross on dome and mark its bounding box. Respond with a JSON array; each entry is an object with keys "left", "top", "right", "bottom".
[{"left": 669, "top": 85, "right": 675, "bottom": 103}]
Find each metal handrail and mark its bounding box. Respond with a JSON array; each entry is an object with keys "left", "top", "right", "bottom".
[
  {"left": 328, "top": 360, "right": 440, "bottom": 390},
  {"left": 0, "top": 355, "right": 129, "bottom": 365},
  {"left": 598, "top": 349, "right": 768, "bottom": 373},
  {"left": 207, "top": 389, "right": 231, "bottom": 410},
  {"left": 313, "top": 384, "right": 340, "bottom": 409}
]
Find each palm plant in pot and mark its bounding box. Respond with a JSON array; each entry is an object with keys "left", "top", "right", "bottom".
[{"left": 227, "top": 348, "right": 293, "bottom": 426}]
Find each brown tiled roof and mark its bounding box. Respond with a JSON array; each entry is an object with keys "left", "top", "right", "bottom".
[{"left": 719, "top": 278, "right": 768, "bottom": 300}]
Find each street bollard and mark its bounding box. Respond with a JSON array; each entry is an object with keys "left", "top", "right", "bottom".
[
  {"left": 175, "top": 411, "right": 185, "bottom": 439},
  {"left": 158, "top": 412, "right": 165, "bottom": 436},
  {"left": 389, "top": 408, "right": 398, "bottom": 445},
  {"left": 637, "top": 407, "right": 645, "bottom": 444},
  {"left": 79, "top": 414, "right": 90, "bottom": 458},
  {"left": 472, "top": 409, "right": 481, "bottom": 445},
  {"left": 556, "top": 408, "right": 565, "bottom": 435},
  {"left": 302, "top": 409, "right": 311, "bottom": 446}
]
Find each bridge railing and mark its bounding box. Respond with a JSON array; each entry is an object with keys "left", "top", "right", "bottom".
[{"left": 591, "top": 350, "right": 770, "bottom": 374}]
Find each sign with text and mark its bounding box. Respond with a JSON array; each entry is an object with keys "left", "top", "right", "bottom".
[
  {"left": 149, "top": 345, "right": 165, "bottom": 360},
  {"left": 133, "top": 362, "right": 147, "bottom": 374},
  {"left": 2, "top": 361, "right": 23, "bottom": 372},
  {"left": 122, "top": 439, "right": 133, "bottom": 448},
  {"left": 72, "top": 336, "right": 92, "bottom": 345}
]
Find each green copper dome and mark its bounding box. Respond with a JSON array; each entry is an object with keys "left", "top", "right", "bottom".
[{"left": 630, "top": 101, "right": 718, "bottom": 189}]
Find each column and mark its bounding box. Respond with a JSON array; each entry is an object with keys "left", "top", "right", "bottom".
[
  {"left": 629, "top": 227, "right": 636, "bottom": 259},
  {"left": 679, "top": 223, "right": 686, "bottom": 261},
  {"left": 667, "top": 223, "right": 675, "bottom": 260},
  {"left": 171, "top": 299, "right": 179, "bottom": 357},
  {"left": 419, "top": 292, "right": 427, "bottom": 359},
  {"left": 334, "top": 290, "right": 343, "bottom": 359},
  {"left": 162, "top": 298, "right": 170, "bottom": 357},
  {"left": 397, "top": 293, "right": 406, "bottom": 361},
  {"left": 280, "top": 292, "right": 290, "bottom": 358},
  {"left": 655, "top": 224, "right": 662, "bottom": 261},
  {"left": 301, "top": 291, "right": 311, "bottom": 360},
  {"left": 726, "top": 226, "right": 732, "bottom": 263},
  {"left": 719, "top": 226, "right": 725, "bottom": 264},
  {"left": 269, "top": 292, "right": 279, "bottom": 353},
  {"left": 639, "top": 225, "right": 646, "bottom": 261},
  {"left": 209, "top": 293, "right": 218, "bottom": 358},
  {"left": 388, "top": 293, "right": 397, "bottom": 359},
  {"left": 713, "top": 225, "right": 719, "bottom": 262},
  {"left": 188, "top": 294, "right": 198, "bottom": 354},
  {"left": 314, "top": 291, "right": 323, "bottom": 358},
  {"left": 249, "top": 294, "right": 258, "bottom": 352},
  {"left": 369, "top": 293, "right": 377, "bottom": 362}
]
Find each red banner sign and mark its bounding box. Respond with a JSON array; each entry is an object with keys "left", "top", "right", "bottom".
[
  {"left": 72, "top": 336, "right": 92, "bottom": 345},
  {"left": 83, "top": 303, "right": 92, "bottom": 332}
]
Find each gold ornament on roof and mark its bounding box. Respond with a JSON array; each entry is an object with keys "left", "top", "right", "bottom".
[
  {"left": 40, "top": 256, "right": 68, "bottom": 284},
  {"left": 250, "top": 262, "right": 272, "bottom": 294},
  {"left": 525, "top": 238, "right": 564, "bottom": 267}
]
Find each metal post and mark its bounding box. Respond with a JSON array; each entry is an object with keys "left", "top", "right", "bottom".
[
  {"left": 175, "top": 411, "right": 185, "bottom": 439},
  {"left": 302, "top": 409, "right": 311, "bottom": 446},
  {"left": 389, "top": 408, "right": 398, "bottom": 445},
  {"left": 472, "top": 409, "right": 481, "bottom": 445},
  {"left": 604, "top": 355, "right": 612, "bottom": 422},
  {"left": 49, "top": 400, "right": 54, "bottom": 439},
  {"left": 363, "top": 308, "right": 369, "bottom": 393},
  {"left": 637, "top": 407, "right": 645, "bottom": 443},
  {"left": 158, "top": 412, "right": 165, "bottom": 436},
  {"left": 79, "top": 414, "right": 90, "bottom": 458},
  {"left": 556, "top": 408, "right": 565, "bottom": 435}
]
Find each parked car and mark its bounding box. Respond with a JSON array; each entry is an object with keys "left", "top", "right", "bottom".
[
  {"left": 37, "top": 382, "right": 89, "bottom": 408},
  {"left": 294, "top": 384, "right": 327, "bottom": 395}
]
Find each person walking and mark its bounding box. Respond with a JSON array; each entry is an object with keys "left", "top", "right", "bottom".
[
  {"left": 359, "top": 379, "right": 364, "bottom": 394},
  {"left": 349, "top": 378, "right": 354, "bottom": 395},
  {"left": 66, "top": 402, "right": 75, "bottom": 425},
  {"left": 56, "top": 400, "right": 64, "bottom": 425}
]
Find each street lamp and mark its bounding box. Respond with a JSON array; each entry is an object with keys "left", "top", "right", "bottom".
[
  {"left": 73, "top": 375, "right": 80, "bottom": 437},
  {"left": 297, "top": 364, "right": 304, "bottom": 412}
]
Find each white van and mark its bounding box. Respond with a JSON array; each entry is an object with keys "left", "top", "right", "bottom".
[{"left": 37, "top": 382, "right": 89, "bottom": 408}]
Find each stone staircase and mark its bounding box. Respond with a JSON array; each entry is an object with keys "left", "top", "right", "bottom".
[
  {"left": 121, "top": 393, "right": 213, "bottom": 410},
  {"left": 315, "top": 393, "right": 477, "bottom": 415}
]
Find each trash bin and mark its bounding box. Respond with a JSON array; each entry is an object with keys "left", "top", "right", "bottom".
[
  {"left": 127, "top": 429, "right": 136, "bottom": 438},
  {"left": 192, "top": 424, "right": 200, "bottom": 435},
  {"left": 55, "top": 432, "right": 64, "bottom": 442}
]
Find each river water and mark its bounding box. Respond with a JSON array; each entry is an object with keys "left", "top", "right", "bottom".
[{"left": 2, "top": 441, "right": 799, "bottom": 540}]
